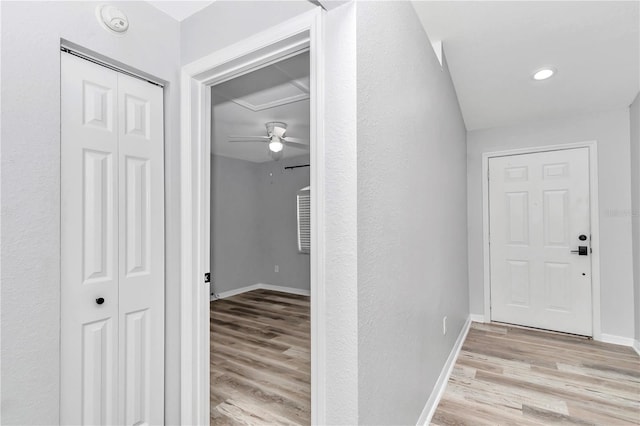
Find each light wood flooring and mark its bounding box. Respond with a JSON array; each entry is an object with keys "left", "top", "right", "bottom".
[
  {"left": 210, "top": 289, "right": 310, "bottom": 425},
  {"left": 432, "top": 322, "right": 640, "bottom": 425}
]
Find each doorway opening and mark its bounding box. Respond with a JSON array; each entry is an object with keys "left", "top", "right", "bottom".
[
  {"left": 482, "top": 142, "right": 601, "bottom": 339},
  {"left": 179, "top": 9, "right": 325, "bottom": 424},
  {"left": 209, "top": 51, "right": 312, "bottom": 424}
]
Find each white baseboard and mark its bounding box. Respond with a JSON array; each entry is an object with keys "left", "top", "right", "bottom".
[
  {"left": 212, "top": 284, "right": 261, "bottom": 300},
  {"left": 633, "top": 340, "right": 640, "bottom": 356},
  {"left": 258, "top": 283, "right": 310, "bottom": 296},
  {"left": 599, "top": 333, "right": 636, "bottom": 348},
  {"left": 416, "top": 316, "right": 472, "bottom": 425},
  {"left": 211, "top": 283, "right": 310, "bottom": 301},
  {"left": 469, "top": 313, "right": 485, "bottom": 323}
]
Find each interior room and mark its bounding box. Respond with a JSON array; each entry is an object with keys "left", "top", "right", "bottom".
[
  {"left": 209, "top": 51, "right": 312, "bottom": 424},
  {"left": 0, "top": 1, "right": 638, "bottom": 425}
]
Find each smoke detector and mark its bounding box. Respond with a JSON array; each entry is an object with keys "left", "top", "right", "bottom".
[{"left": 97, "top": 5, "right": 129, "bottom": 34}]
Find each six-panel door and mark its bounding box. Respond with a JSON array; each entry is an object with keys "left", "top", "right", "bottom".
[
  {"left": 61, "top": 52, "right": 164, "bottom": 425},
  {"left": 489, "top": 148, "right": 592, "bottom": 336}
]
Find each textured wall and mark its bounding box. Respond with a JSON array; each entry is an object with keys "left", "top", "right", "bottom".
[
  {"left": 323, "top": 3, "right": 359, "bottom": 424},
  {"left": 2, "top": 1, "right": 360, "bottom": 424},
  {"left": 0, "top": 1, "right": 181, "bottom": 423},
  {"left": 184, "top": 2, "right": 360, "bottom": 423},
  {"left": 357, "top": 2, "right": 469, "bottom": 424},
  {"left": 630, "top": 93, "right": 640, "bottom": 341},
  {"left": 210, "top": 154, "right": 310, "bottom": 294},
  {"left": 180, "top": 0, "right": 315, "bottom": 65},
  {"left": 467, "top": 109, "right": 635, "bottom": 339}
]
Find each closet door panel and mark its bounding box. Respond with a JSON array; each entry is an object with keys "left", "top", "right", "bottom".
[
  {"left": 61, "top": 52, "right": 119, "bottom": 425},
  {"left": 117, "top": 72, "right": 165, "bottom": 426}
]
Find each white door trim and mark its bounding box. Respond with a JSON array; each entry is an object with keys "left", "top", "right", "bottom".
[
  {"left": 179, "top": 8, "right": 325, "bottom": 425},
  {"left": 481, "top": 141, "right": 601, "bottom": 340}
]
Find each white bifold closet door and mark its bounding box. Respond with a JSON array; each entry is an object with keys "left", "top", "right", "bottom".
[{"left": 61, "top": 52, "right": 164, "bottom": 425}]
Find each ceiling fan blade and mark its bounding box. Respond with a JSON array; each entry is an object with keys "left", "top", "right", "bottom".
[
  {"left": 228, "top": 139, "right": 268, "bottom": 143},
  {"left": 283, "top": 137, "right": 307, "bottom": 144},
  {"left": 283, "top": 141, "right": 310, "bottom": 150},
  {"left": 228, "top": 135, "right": 269, "bottom": 140}
]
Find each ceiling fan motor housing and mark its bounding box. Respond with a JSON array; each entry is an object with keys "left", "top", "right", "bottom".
[{"left": 266, "top": 121, "right": 287, "bottom": 138}]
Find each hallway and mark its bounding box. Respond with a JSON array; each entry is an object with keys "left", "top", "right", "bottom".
[{"left": 432, "top": 323, "right": 640, "bottom": 425}]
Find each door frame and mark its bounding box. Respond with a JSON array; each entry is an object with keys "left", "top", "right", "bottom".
[
  {"left": 179, "top": 8, "right": 325, "bottom": 424},
  {"left": 481, "top": 140, "right": 601, "bottom": 340}
]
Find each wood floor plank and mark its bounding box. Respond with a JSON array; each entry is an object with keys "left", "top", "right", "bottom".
[
  {"left": 211, "top": 290, "right": 310, "bottom": 425},
  {"left": 432, "top": 322, "right": 640, "bottom": 425}
]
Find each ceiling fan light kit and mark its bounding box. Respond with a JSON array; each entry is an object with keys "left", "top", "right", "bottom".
[
  {"left": 269, "top": 149, "right": 284, "bottom": 161},
  {"left": 268, "top": 137, "right": 284, "bottom": 153}
]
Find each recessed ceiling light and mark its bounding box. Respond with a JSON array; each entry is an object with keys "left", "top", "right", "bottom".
[{"left": 532, "top": 68, "right": 555, "bottom": 81}]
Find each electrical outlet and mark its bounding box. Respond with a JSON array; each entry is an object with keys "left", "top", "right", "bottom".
[
  {"left": 275, "top": 265, "right": 279, "bottom": 273},
  {"left": 443, "top": 316, "right": 447, "bottom": 335}
]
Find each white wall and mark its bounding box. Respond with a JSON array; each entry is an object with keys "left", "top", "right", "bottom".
[
  {"left": 0, "top": 1, "right": 182, "bottom": 423},
  {"left": 180, "top": 0, "right": 315, "bottom": 65},
  {"left": 210, "top": 154, "right": 310, "bottom": 294},
  {"left": 357, "top": 2, "right": 469, "bottom": 424},
  {"left": 183, "top": 2, "right": 360, "bottom": 424},
  {"left": 630, "top": 93, "right": 640, "bottom": 342},
  {"left": 467, "top": 109, "right": 635, "bottom": 339},
  {"left": 323, "top": 3, "right": 359, "bottom": 424}
]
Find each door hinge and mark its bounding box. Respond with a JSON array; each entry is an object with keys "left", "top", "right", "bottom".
[{"left": 204, "top": 272, "right": 210, "bottom": 283}]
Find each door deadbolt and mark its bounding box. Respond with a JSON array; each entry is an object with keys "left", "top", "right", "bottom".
[
  {"left": 578, "top": 234, "right": 588, "bottom": 241},
  {"left": 96, "top": 297, "right": 105, "bottom": 305}
]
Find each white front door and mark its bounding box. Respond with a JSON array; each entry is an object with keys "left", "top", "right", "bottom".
[
  {"left": 489, "top": 147, "right": 592, "bottom": 336},
  {"left": 61, "top": 52, "right": 164, "bottom": 425}
]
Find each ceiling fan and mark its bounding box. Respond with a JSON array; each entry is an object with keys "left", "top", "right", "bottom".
[{"left": 228, "top": 121, "right": 308, "bottom": 160}]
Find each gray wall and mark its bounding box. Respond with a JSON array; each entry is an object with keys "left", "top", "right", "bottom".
[
  {"left": 210, "top": 154, "right": 310, "bottom": 294},
  {"left": 210, "top": 155, "right": 263, "bottom": 292},
  {"left": 467, "top": 109, "right": 635, "bottom": 339},
  {"left": 357, "top": 2, "right": 469, "bottom": 424},
  {"left": 630, "top": 92, "right": 640, "bottom": 342},
  {"left": 0, "top": 1, "right": 182, "bottom": 423},
  {"left": 256, "top": 156, "right": 311, "bottom": 291}
]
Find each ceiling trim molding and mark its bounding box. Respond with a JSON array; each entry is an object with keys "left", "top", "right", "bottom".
[
  {"left": 214, "top": 91, "right": 310, "bottom": 112},
  {"left": 211, "top": 51, "right": 310, "bottom": 113},
  {"left": 273, "top": 61, "right": 311, "bottom": 92}
]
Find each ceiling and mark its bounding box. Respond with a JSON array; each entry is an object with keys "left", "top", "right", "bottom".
[
  {"left": 146, "top": 1, "right": 215, "bottom": 21},
  {"left": 412, "top": 1, "right": 640, "bottom": 131},
  {"left": 211, "top": 52, "right": 310, "bottom": 163}
]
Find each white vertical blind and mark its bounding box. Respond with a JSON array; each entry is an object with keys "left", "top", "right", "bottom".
[{"left": 297, "top": 186, "right": 311, "bottom": 254}]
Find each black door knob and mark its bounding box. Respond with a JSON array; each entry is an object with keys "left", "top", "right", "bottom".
[
  {"left": 570, "top": 246, "right": 589, "bottom": 256},
  {"left": 96, "top": 297, "right": 105, "bottom": 305}
]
